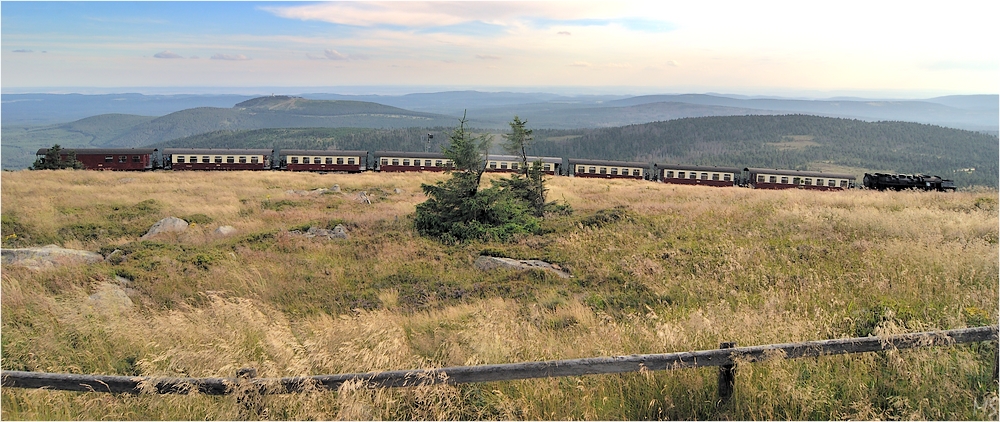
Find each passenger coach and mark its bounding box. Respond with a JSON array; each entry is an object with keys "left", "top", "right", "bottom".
[
  {"left": 569, "top": 159, "right": 649, "bottom": 179},
  {"left": 375, "top": 151, "right": 454, "bottom": 172},
  {"left": 280, "top": 150, "right": 368, "bottom": 172},
  {"left": 35, "top": 148, "right": 158, "bottom": 171},
  {"left": 744, "top": 168, "right": 854, "bottom": 190},
  {"left": 164, "top": 148, "right": 273, "bottom": 171},
  {"left": 486, "top": 154, "right": 562, "bottom": 175},
  {"left": 658, "top": 164, "right": 741, "bottom": 187}
]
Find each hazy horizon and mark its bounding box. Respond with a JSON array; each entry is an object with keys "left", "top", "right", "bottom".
[{"left": 3, "top": 85, "right": 994, "bottom": 101}]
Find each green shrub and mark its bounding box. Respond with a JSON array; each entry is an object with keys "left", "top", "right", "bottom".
[{"left": 180, "top": 213, "right": 214, "bottom": 225}]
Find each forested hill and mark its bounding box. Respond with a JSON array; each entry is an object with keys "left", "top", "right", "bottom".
[
  {"left": 529, "top": 115, "right": 998, "bottom": 188},
  {"left": 159, "top": 115, "right": 998, "bottom": 188}
]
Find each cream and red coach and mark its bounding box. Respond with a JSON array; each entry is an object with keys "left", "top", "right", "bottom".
[
  {"left": 745, "top": 168, "right": 855, "bottom": 190},
  {"left": 658, "top": 164, "right": 741, "bottom": 187},
  {"left": 568, "top": 159, "right": 648, "bottom": 179},
  {"left": 280, "top": 150, "right": 368, "bottom": 172},
  {"left": 35, "top": 148, "right": 157, "bottom": 171},
  {"left": 375, "top": 151, "right": 454, "bottom": 172},
  {"left": 486, "top": 154, "right": 563, "bottom": 175},
  {"left": 164, "top": 148, "right": 273, "bottom": 170}
]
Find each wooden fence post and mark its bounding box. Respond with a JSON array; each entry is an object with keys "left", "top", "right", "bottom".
[
  {"left": 717, "top": 342, "right": 737, "bottom": 406},
  {"left": 235, "top": 367, "right": 264, "bottom": 420}
]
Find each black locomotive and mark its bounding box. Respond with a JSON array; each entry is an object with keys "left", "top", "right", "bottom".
[{"left": 862, "top": 173, "right": 956, "bottom": 192}]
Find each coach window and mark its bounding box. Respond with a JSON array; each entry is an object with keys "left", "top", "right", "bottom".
[
  {"left": 757, "top": 175, "right": 765, "bottom": 183},
  {"left": 500, "top": 162, "right": 508, "bottom": 170},
  {"left": 769, "top": 176, "right": 777, "bottom": 183},
  {"left": 724, "top": 174, "right": 732, "bottom": 181},
  {"left": 804, "top": 178, "right": 812, "bottom": 185},
  {"left": 839, "top": 180, "right": 847, "bottom": 187},
  {"left": 780, "top": 177, "right": 788, "bottom": 184},
  {"left": 688, "top": 172, "right": 696, "bottom": 179},
  {"left": 609, "top": 168, "right": 618, "bottom": 175},
  {"left": 817, "top": 178, "right": 824, "bottom": 186},
  {"left": 348, "top": 158, "right": 356, "bottom": 165},
  {"left": 291, "top": 157, "right": 299, "bottom": 164},
  {"left": 597, "top": 167, "right": 605, "bottom": 174},
  {"left": 239, "top": 156, "right": 247, "bottom": 164},
  {"left": 132, "top": 155, "right": 141, "bottom": 163},
  {"left": 251, "top": 156, "right": 259, "bottom": 164},
  {"left": 633, "top": 169, "right": 641, "bottom": 176},
  {"left": 512, "top": 163, "right": 519, "bottom": 170},
  {"left": 433, "top": 160, "right": 441, "bottom": 167},
  {"left": 791, "top": 177, "right": 800, "bottom": 185},
  {"left": 201, "top": 156, "right": 208, "bottom": 163},
  {"left": 678, "top": 171, "right": 685, "bottom": 179},
  {"left": 585, "top": 166, "right": 593, "bottom": 173},
  {"left": 389, "top": 159, "right": 398, "bottom": 166},
  {"left": 119, "top": 155, "right": 127, "bottom": 163},
  {"left": 177, "top": 156, "right": 186, "bottom": 163},
  {"left": 665, "top": 171, "right": 674, "bottom": 178},
  {"left": 329, "top": 157, "right": 337, "bottom": 165},
  {"left": 225, "top": 156, "right": 234, "bottom": 163},
  {"left": 402, "top": 159, "right": 410, "bottom": 166}
]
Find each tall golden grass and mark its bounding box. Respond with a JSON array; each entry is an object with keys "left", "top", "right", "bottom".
[{"left": 1, "top": 169, "right": 997, "bottom": 420}]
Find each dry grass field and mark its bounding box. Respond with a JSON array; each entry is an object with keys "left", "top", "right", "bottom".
[{"left": 1, "top": 169, "right": 997, "bottom": 420}]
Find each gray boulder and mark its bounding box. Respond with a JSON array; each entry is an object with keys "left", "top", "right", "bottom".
[
  {"left": 1, "top": 245, "right": 104, "bottom": 270},
  {"left": 141, "top": 217, "right": 189, "bottom": 239},
  {"left": 301, "top": 225, "right": 349, "bottom": 240},
  {"left": 214, "top": 225, "right": 237, "bottom": 236},
  {"left": 474, "top": 256, "right": 571, "bottom": 278},
  {"left": 89, "top": 282, "right": 133, "bottom": 311}
]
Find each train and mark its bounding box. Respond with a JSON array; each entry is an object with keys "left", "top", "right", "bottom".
[{"left": 33, "top": 147, "right": 956, "bottom": 191}]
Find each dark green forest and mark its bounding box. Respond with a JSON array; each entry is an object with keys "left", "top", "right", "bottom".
[{"left": 158, "top": 115, "right": 999, "bottom": 188}]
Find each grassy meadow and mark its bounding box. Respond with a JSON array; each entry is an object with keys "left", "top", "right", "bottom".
[{"left": 1, "top": 169, "right": 997, "bottom": 420}]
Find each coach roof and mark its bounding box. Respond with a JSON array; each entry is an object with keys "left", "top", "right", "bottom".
[
  {"left": 279, "top": 149, "right": 368, "bottom": 156},
  {"left": 745, "top": 167, "right": 855, "bottom": 180},
  {"left": 657, "top": 164, "right": 742, "bottom": 174},
  {"left": 163, "top": 148, "right": 273, "bottom": 155},
  {"left": 36, "top": 148, "right": 157, "bottom": 155}
]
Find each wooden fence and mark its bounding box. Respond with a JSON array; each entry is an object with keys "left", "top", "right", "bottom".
[{"left": 3, "top": 325, "right": 996, "bottom": 400}]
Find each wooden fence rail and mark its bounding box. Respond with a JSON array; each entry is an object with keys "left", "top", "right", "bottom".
[{"left": 3, "top": 326, "right": 996, "bottom": 396}]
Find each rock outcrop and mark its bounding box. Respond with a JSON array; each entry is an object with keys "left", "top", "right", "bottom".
[
  {"left": 474, "top": 256, "right": 571, "bottom": 278},
  {"left": 141, "top": 217, "right": 189, "bottom": 239},
  {"left": 1, "top": 245, "right": 104, "bottom": 270},
  {"left": 291, "top": 225, "right": 349, "bottom": 240},
  {"left": 214, "top": 225, "right": 237, "bottom": 236}
]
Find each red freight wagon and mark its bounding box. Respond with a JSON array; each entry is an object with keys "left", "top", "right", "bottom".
[{"left": 35, "top": 148, "right": 157, "bottom": 171}]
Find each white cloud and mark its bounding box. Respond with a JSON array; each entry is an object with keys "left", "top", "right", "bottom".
[
  {"left": 211, "top": 53, "right": 251, "bottom": 61},
  {"left": 557, "top": 31, "right": 571, "bottom": 36},
  {"left": 476, "top": 54, "right": 501, "bottom": 60},
  {"left": 12, "top": 49, "right": 33, "bottom": 53},
  {"left": 325, "top": 49, "right": 349, "bottom": 60},
  {"left": 568, "top": 61, "right": 591, "bottom": 67},
  {"left": 154, "top": 50, "right": 183, "bottom": 59}
]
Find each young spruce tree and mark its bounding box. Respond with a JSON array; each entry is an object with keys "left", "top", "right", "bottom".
[{"left": 414, "top": 115, "right": 540, "bottom": 243}]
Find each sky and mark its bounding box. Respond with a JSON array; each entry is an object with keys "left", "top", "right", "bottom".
[{"left": 1, "top": 1, "right": 997, "bottom": 98}]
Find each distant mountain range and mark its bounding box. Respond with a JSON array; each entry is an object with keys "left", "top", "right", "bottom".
[{"left": 2, "top": 91, "right": 996, "bottom": 171}]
